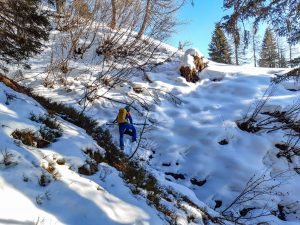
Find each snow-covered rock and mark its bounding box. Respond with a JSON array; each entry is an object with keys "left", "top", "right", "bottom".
[{"left": 179, "top": 48, "right": 208, "bottom": 82}]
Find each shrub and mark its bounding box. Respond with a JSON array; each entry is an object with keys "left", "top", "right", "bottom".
[
  {"left": 38, "top": 173, "right": 51, "bottom": 187},
  {"left": 11, "top": 129, "right": 38, "bottom": 147},
  {"left": 13, "top": 114, "right": 63, "bottom": 147},
  {"left": 35, "top": 191, "right": 51, "bottom": 205},
  {"left": 5, "top": 92, "right": 17, "bottom": 105},
  {"left": 78, "top": 159, "right": 98, "bottom": 175},
  {"left": 56, "top": 157, "right": 66, "bottom": 165},
  {"left": 39, "top": 126, "right": 62, "bottom": 143},
  {"left": 11, "top": 128, "right": 53, "bottom": 148},
  {"left": 29, "top": 113, "right": 62, "bottom": 131},
  {"left": 0, "top": 149, "right": 17, "bottom": 166},
  {"left": 83, "top": 148, "right": 104, "bottom": 164}
]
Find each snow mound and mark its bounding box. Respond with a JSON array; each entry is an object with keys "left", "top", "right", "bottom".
[{"left": 180, "top": 48, "right": 204, "bottom": 69}]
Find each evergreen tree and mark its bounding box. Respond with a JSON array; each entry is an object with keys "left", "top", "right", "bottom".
[
  {"left": 278, "top": 50, "right": 288, "bottom": 68},
  {"left": 259, "top": 28, "right": 278, "bottom": 67},
  {"left": 222, "top": 0, "right": 300, "bottom": 44},
  {"left": 208, "top": 23, "right": 232, "bottom": 64},
  {"left": 0, "top": 0, "right": 50, "bottom": 68}
]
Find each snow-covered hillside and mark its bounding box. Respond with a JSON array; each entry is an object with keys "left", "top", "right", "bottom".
[
  {"left": 0, "top": 82, "right": 166, "bottom": 225},
  {"left": 4, "top": 29, "right": 300, "bottom": 224}
]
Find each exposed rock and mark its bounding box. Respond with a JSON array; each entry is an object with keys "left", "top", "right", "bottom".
[
  {"left": 190, "top": 178, "right": 207, "bottom": 186},
  {"left": 165, "top": 172, "right": 185, "bottom": 180},
  {"left": 132, "top": 83, "right": 144, "bottom": 93},
  {"left": 214, "top": 200, "right": 222, "bottom": 209},
  {"left": 218, "top": 139, "right": 229, "bottom": 145}
]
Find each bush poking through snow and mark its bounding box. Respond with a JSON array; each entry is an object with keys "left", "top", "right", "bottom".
[
  {"left": 78, "top": 159, "right": 98, "bottom": 176},
  {"left": 190, "top": 178, "right": 207, "bottom": 187},
  {"left": 41, "top": 160, "right": 62, "bottom": 181},
  {"left": 11, "top": 128, "right": 60, "bottom": 148},
  {"left": 56, "top": 157, "right": 66, "bottom": 165},
  {"left": 0, "top": 149, "right": 17, "bottom": 167},
  {"left": 218, "top": 139, "right": 229, "bottom": 145},
  {"left": 23, "top": 174, "right": 29, "bottom": 182},
  {"left": 272, "top": 68, "right": 300, "bottom": 84},
  {"left": 4, "top": 92, "right": 17, "bottom": 105},
  {"left": 220, "top": 171, "right": 290, "bottom": 223},
  {"left": 38, "top": 173, "right": 51, "bottom": 187},
  {"left": 11, "top": 129, "right": 40, "bottom": 147},
  {"left": 165, "top": 172, "right": 185, "bottom": 180},
  {"left": 29, "top": 113, "right": 62, "bottom": 131},
  {"left": 83, "top": 147, "right": 105, "bottom": 164},
  {"left": 179, "top": 48, "right": 208, "bottom": 83},
  {"left": 36, "top": 191, "right": 51, "bottom": 205},
  {"left": 39, "top": 126, "right": 62, "bottom": 143},
  {"left": 14, "top": 113, "right": 63, "bottom": 146},
  {"left": 275, "top": 136, "right": 300, "bottom": 163}
]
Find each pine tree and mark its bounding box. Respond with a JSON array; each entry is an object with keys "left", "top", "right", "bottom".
[
  {"left": 258, "top": 28, "right": 278, "bottom": 68},
  {"left": 208, "top": 23, "right": 232, "bottom": 64},
  {"left": 0, "top": 0, "right": 50, "bottom": 68},
  {"left": 223, "top": 0, "right": 300, "bottom": 44},
  {"left": 278, "top": 50, "right": 288, "bottom": 68}
]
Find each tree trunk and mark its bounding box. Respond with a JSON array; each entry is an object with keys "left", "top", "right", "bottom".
[
  {"left": 136, "top": 0, "right": 151, "bottom": 39},
  {"left": 111, "top": 0, "right": 117, "bottom": 29},
  {"left": 276, "top": 35, "right": 281, "bottom": 67},
  {"left": 234, "top": 40, "right": 239, "bottom": 65},
  {"left": 252, "top": 34, "right": 256, "bottom": 67},
  {"left": 289, "top": 43, "right": 292, "bottom": 68},
  {"left": 56, "top": 0, "right": 66, "bottom": 14}
]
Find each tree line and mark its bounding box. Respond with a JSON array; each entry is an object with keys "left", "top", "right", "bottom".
[
  {"left": 208, "top": 0, "right": 299, "bottom": 68},
  {"left": 0, "top": 0, "right": 299, "bottom": 70},
  {"left": 208, "top": 24, "right": 298, "bottom": 68}
]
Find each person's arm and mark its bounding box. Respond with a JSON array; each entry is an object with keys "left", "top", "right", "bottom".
[{"left": 126, "top": 112, "right": 133, "bottom": 124}]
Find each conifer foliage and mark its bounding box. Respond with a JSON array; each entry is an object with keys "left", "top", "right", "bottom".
[
  {"left": 208, "top": 23, "right": 232, "bottom": 64},
  {"left": 0, "top": 0, "right": 50, "bottom": 66},
  {"left": 258, "top": 28, "right": 278, "bottom": 68},
  {"left": 222, "top": 0, "right": 300, "bottom": 44}
]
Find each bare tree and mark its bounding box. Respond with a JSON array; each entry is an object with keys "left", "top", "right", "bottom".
[
  {"left": 136, "top": 0, "right": 151, "bottom": 39},
  {"left": 220, "top": 170, "right": 292, "bottom": 224},
  {"left": 44, "top": 0, "right": 186, "bottom": 114},
  {"left": 251, "top": 27, "right": 260, "bottom": 67},
  {"left": 56, "top": 0, "right": 66, "bottom": 14},
  {"left": 110, "top": 0, "right": 116, "bottom": 29}
]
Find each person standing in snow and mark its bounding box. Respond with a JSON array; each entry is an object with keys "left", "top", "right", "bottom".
[{"left": 114, "top": 105, "right": 137, "bottom": 150}]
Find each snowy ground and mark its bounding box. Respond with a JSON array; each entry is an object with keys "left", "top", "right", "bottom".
[
  {"left": 0, "top": 83, "right": 165, "bottom": 225},
  {"left": 4, "top": 30, "right": 300, "bottom": 224}
]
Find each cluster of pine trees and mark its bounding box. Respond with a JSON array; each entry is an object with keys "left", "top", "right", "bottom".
[
  {"left": 208, "top": 0, "right": 299, "bottom": 68},
  {"left": 208, "top": 25, "right": 294, "bottom": 68},
  {"left": 0, "top": 0, "right": 50, "bottom": 69}
]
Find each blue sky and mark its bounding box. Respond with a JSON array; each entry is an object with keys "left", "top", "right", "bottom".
[
  {"left": 167, "top": 0, "right": 227, "bottom": 57},
  {"left": 167, "top": 1, "right": 300, "bottom": 61}
]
